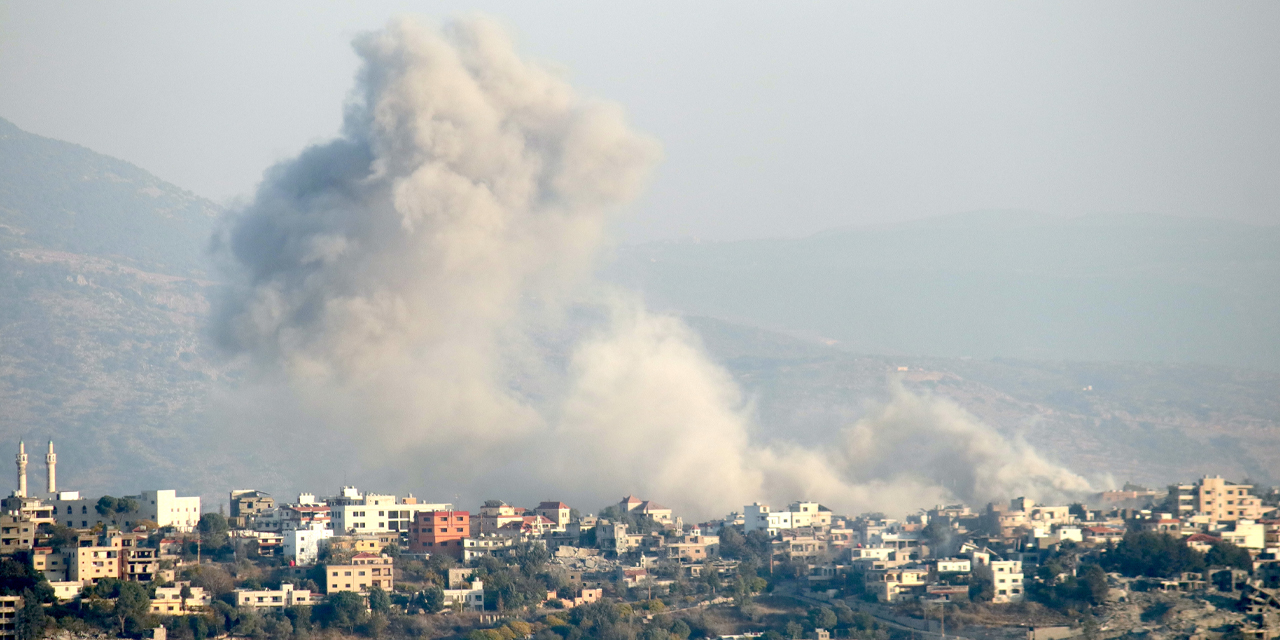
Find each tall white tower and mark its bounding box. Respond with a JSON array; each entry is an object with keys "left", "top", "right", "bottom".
[
  {"left": 45, "top": 441, "right": 56, "bottom": 494},
  {"left": 15, "top": 441, "right": 27, "bottom": 498}
]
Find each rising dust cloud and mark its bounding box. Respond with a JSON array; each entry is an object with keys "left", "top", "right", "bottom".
[{"left": 211, "top": 17, "right": 1091, "bottom": 519}]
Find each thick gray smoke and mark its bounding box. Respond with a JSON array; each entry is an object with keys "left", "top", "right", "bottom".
[{"left": 212, "top": 16, "right": 1090, "bottom": 518}]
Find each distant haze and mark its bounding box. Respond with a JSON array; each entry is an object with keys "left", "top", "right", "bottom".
[{"left": 3, "top": 2, "right": 1280, "bottom": 242}]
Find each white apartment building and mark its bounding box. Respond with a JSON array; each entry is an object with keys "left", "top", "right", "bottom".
[
  {"left": 141, "top": 491, "right": 202, "bottom": 531},
  {"left": 443, "top": 580, "right": 485, "bottom": 612},
  {"left": 234, "top": 584, "right": 314, "bottom": 608},
  {"left": 326, "top": 487, "right": 451, "bottom": 534},
  {"left": 284, "top": 524, "right": 334, "bottom": 564},
  {"left": 990, "top": 560, "right": 1024, "bottom": 603},
  {"left": 744, "top": 503, "right": 793, "bottom": 535}
]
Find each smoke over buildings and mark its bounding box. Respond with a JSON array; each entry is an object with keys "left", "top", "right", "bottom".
[{"left": 212, "top": 16, "right": 1090, "bottom": 518}]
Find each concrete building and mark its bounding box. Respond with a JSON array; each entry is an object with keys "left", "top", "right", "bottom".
[
  {"left": 0, "top": 514, "right": 35, "bottom": 555},
  {"left": 536, "top": 502, "right": 572, "bottom": 531},
  {"left": 990, "top": 560, "right": 1025, "bottom": 603},
  {"left": 619, "top": 496, "right": 674, "bottom": 525},
  {"left": 49, "top": 490, "right": 201, "bottom": 532},
  {"left": 68, "top": 542, "right": 121, "bottom": 585},
  {"left": 284, "top": 523, "right": 333, "bottom": 564},
  {"left": 151, "top": 584, "right": 210, "bottom": 614},
  {"left": 476, "top": 502, "right": 526, "bottom": 535},
  {"left": 326, "top": 487, "right": 452, "bottom": 534},
  {"left": 234, "top": 584, "right": 314, "bottom": 608},
  {"left": 744, "top": 503, "right": 793, "bottom": 535},
  {"left": 408, "top": 511, "right": 470, "bottom": 557},
  {"left": 442, "top": 580, "right": 485, "bottom": 611},
  {"left": 0, "top": 595, "right": 19, "bottom": 640},
  {"left": 326, "top": 553, "right": 394, "bottom": 594},
  {"left": 229, "top": 490, "right": 275, "bottom": 528},
  {"left": 1169, "top": 477, "right": 1268, "bottom": 521}
]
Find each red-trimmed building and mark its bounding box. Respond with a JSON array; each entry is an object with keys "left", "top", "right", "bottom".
[{"left": 409, "top": 511, "right": 470, "bottom": 557}]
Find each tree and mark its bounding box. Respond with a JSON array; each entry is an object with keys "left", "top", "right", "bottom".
[
  {"left": 16, "top": 590, "right": 46, "bottom": 640},
  {"left": 670, "top": 620, "right": 692, "bottom": 640},
  {"left": 1206, "top": 541, "right": 1253, "bottom": 571},
  {"left": 969, "top": 564, "right": 994, "bottom": 602},
  {"left": 514, "top": 542, "right": 550, "bottom": 576},
  {"left": 180, "top": 584, "right": 193, "bottom": 612},
  {"left": 785, "top": 621, "right": 803, "bottom": 639},
  {"left": 198, "top": 513, "right": 229, "bottom": 538},
  {"left": 42, "top": 524, "right": 78, "bottom": 549},
  {"left": 115, "top": 581, "right": 152, "bottom": 634},
  {"left": 116, "top": 497, "right": 139, "bottom": 514},
  {"left": 317, "top": 591, "right": 364, "bottom": 632},
  {"left": 368, "top": 586, "right": 392, "bottom": 614},
  {"left": 97, "top": 496, "right": 118, "bottom": 517},
  {"left": 809, "top": 607, "right": 837, "bottom": 630},
  {"left": 418, "top": 585, "right": 444, "bottom": 613},
  {"left": 1080, "top": 564, "right": 1109, "bottom": 605},
  {"left": 1102, "top": 532, "right": 1205, "bottom": 578}
]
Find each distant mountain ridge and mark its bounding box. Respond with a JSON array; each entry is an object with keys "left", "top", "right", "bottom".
[
  {"left": 0, "top": 117, "right": 218, "bottom": 277},
  {"left": 604, "top": 211, "right": 1280, "bottom": 369}
]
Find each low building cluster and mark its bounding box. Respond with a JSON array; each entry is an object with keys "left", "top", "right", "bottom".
[{"left": 5, "top": 437, "right": 1280, "bottom": 640}]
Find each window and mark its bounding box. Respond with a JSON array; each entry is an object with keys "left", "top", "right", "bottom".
[{"left": 457, "top": 517, "right": 464, "bottom": 521}]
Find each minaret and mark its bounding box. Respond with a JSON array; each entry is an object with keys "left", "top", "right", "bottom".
[
  {"left": 15, "top": 441, "right": 27, "bottom": 498},
  {"left": 45, "top": 441, "right": 56, "bottom": 494}
]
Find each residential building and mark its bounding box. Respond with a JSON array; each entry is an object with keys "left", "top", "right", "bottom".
[
  {"left": 150, "top": 583, "right": 210, "bottom": 614},
  {"left": 442, "top": 580, "right": 485, "bottom": 612},
  {"left": 408, "top": 511, "right": 470, "bottom": 557},
  {"left": 867, "top": 566, "right": 929, "bottom": 602},
  {"left": 990, "top": 560, "right": 1024, "bottom": 603},
  {"left": 787, "top": 502, "right": 833, "bottom": 528},
  {"left": 1216, "top": 519, "right": 1265, "bottom": 550},
  {"left": 0, "top": 514, "right": 34, "bottom": 555},
  {"left": 284, "top": 523, "right": 333, "bottom": 564},
  {"left": 326, "top": 488, "right": 452, "bottom": 534},
  {"left": 536, "top": 502, "right": 572, "bottom": 531},
  {"left": 476, "top": 502, "right": 526, "bottom": 535},
  {"left": 229, "top": 490, "right": 275, "bottom": 528},
  {"left": 462, "top": 535, "right": 516, "bottom": 561},
  {"left": 30, "top": 547, "right": 66, "bottom": 582},
  {"left": 67, "top": 542, "right": 121, "bottom": 585},
  {"left": 1168, "top": 477, "right": 1267, "bottom": 522},
  {"left": 667, "top": 534, "right": 720, "bottom": 562},
  {"left": 744, "top": 503, "right": 793, "bottom": 535},
  {"left": 326, "top": 553, "right": 394, "bottom": 593},
  {"left": 120, "top": 536, "right": 161, "bottom": 582},
  {"left": 252, "top": 504, "right": 332, "bottom": 532},
  {"left": 48, "top": 582, "right": 81, "bottom": 603},
  {"left": 0, "top": 595, "right": 19, "bottom": 640},
  {"left": 234, "top": 583, "right": 314, "bottom": 608},
  {"left": 619, "top": 496, "right": 674, "bottom": 525}
]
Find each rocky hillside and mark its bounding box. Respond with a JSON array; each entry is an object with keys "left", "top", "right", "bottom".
[{"left": 0, "top": 117, "right": 225, "bottom": 495}]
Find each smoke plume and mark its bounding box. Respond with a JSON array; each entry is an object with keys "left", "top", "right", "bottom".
[{"left": 212, "top": 16, "right": 1090, "bottom": 518}]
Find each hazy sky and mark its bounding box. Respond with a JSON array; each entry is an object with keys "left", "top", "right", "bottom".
[{"left": 2, "top": 2, "right": 1278, "bottom": 242}]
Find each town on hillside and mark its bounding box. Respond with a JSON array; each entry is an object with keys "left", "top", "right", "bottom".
[{"left": 2, "top": 442, "right": 1280, "bottom": 640}]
